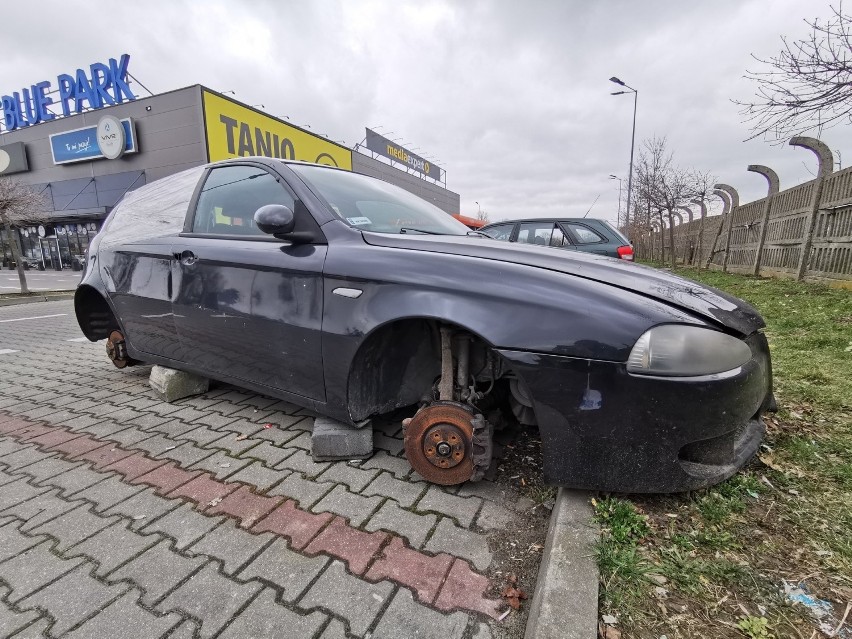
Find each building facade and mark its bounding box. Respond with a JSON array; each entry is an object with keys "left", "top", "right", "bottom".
[{"left": 0, "top": 83, "right": 459, "bottom": 270}]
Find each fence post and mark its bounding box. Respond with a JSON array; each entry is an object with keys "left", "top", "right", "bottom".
[
  {"left": 715, "top": 184, "right": 740, "bottom": 273},
  {"left": 677, "top": 206, "right": 694, "bottom": 264},
  {"left": 747, "top": 165, "right": 780, "bottom": 277},
  {"left": 651, "top": 220, "right": 663, "bottom": 262},
  {"left": 790, "top": 137, "right": 834, "bottom": 281},
  {"left": 670, "top": 210, "right": 684, "bottom": 266},
  {"left": 690, "top": 199, "right": 708, "bottom": 267},
  {"left": 705, "top": 189, "right": 731, "bottom": 269}
]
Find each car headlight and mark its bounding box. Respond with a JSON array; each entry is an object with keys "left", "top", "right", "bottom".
[{"left": 626, "top": 325, "right": 752, "bottom": 376}]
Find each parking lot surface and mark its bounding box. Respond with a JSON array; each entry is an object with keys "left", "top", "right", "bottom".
[{"left": 0, "top": 300, "right": 537, "bottom": 638}]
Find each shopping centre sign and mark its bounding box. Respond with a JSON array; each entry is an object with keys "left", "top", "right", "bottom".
[
  {"left": 1, "top": 54, "right": 136, "bottom": 132},
  {"left": 203, "top": 90, "right": 352, "bottom": 169},
  {"left": 364, "top": 128, "right": 442, "bottom": 181}
]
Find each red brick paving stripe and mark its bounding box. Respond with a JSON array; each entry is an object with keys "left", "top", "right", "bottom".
[
  {"left": 75, "top": 443, "right": 136, "bottom": 470},
  {"left": 12, "top": 422, "right": 55, "bottom": 441},
  {"left": 205, "top": 485, "right": 282, "bottom": 528},
  {"left": 166, "top": 472, "right": 239, "bottom": 508},
  {"left": 434, "top": 559, "right": 502, "bottom": 619},
  {"left": 102, "top": 452, "right": 168, "bottom": 481},
  {"left": 304, "top": 516, "right": 389, "bottom": 576},
  {"left": 0, "top": 411, "right": 503, "bottom": 620},
  {"left": 0, "top": 414, "right": 30, "bottom": 434},
  {"left": 251, "top": 500, "right": 333, "bottom": 550},
  {"left": 131, "top": 462, "right": 201, "bottom": 495},
  {"left": 23, "top": 429, "right": 84, "bottom": 449},
  {"left": 47, "top": 434, "right": 106, "bottom": 457},
  {"left": 365, "top": 536, "right": 454, "bottom": 606}
]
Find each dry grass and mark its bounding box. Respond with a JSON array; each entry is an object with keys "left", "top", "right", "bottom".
[{"left": 595, "top": 266, "right": 852, "bottom": 639}]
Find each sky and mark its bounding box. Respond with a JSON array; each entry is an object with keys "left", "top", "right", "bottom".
[{"left": 1, "top": 0, "right": 847, "bottom": 224}]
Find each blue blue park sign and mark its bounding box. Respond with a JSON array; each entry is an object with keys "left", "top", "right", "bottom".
[{"left": 1, "top": 54, "right": 136, "bottom": 132}]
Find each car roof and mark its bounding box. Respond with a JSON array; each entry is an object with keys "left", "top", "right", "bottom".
[{"left": 481, "top": 217, "right": 614, "bottom": 227}]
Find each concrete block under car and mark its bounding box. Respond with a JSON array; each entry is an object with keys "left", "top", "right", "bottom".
[
  {"left": 311, "top": 417, "right": 373, "bottom": 461},
  {"left": 149, "top": 366, "right": 209, "bottom": 403}
]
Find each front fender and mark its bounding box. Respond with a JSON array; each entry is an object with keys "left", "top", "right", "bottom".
[{"left": 319, "top": 238, "right": 708, "bottom": 419}]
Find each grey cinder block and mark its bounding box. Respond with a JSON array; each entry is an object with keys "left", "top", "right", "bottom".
[
  {"left": 149, "top": 366, "right": 209, "bottom": 403},
  {"left": 311, "top": 417, "right": 373, "bottom": 461}
]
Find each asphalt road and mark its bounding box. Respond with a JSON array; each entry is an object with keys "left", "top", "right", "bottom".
[
  {"left": 0, "top": 300, "right": 538, "bottom": 638},
  {"left": 0, "top": 270, "right": 80, "bottom": 293}
]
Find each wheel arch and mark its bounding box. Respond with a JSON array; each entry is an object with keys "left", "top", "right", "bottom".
[
  {"left": 345, "top": 314, "right": 530, "bottom": 422},
  {"left": 74, "top": 284, "right": 119, "bottom": 341}
]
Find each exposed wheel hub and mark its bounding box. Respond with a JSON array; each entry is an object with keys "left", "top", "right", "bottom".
[
  {"left": 106, "top": 330, "right": 129, "bottom": 369},
  {"left": 403, "top": 404, "right": 475, "bottom": 485},
  {"left": 423, "top": 423, "right": 467, "bottom": 469}
]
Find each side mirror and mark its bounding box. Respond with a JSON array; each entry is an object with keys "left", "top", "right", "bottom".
[{"left": 254, "top": 204, "right": 295, "bottom": 236}]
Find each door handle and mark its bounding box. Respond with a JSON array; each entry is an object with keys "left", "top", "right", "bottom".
[{"left": 177, "top": 250, "right": 197, "bottom": 266}]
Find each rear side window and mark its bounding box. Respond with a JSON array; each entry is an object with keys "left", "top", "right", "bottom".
[
  {"left": 564, "top": 222, "right": 606, "bottom": 244},
  {"left": 192, "top": 165, "right": 295, "bottom": 236},
  {"left": 551, "top": 226, "right": 571, "bottom": 247},
  {"left": 600, "top": 220, "right": 631, "bottom": 245},
  {"left": 484, "top": 223, "right": 514, "bottom": 241},
  {"left": 518, "top": 222, "right": 556, "bottom": 246}
]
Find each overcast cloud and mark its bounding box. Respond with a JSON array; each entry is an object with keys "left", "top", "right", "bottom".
[{"left": 1, "top": 0, "right": 847, "bottom": 223}]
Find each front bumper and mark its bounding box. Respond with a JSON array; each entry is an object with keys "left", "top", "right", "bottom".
[{"left": 498, "top": 332, "right": 773, "bottom": 493}]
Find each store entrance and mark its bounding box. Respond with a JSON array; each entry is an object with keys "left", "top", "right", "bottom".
[{"left": 39, "top": 237, "right": 64, "bottom": 270}]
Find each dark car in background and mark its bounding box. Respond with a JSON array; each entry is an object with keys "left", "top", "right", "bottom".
[
  {"left": 480, "top": 217, "right": 634, "bottom": 260},
  {"left": 75, "top": 158, "right": 773, "bottom": 492}
]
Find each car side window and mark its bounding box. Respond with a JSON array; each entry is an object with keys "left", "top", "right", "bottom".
[
  {"left": 191, "top": 165, "right": 295, "bottom": 236},
  {"left": 564, "top": 222, "right": 606, "bottom": 244},
  {"left": 551, "top": 226, "right": 571, "bottom": 247},
  {"left": 518, "top": 222, "right": 555, "bottom": 246},
  {"left": 484, "top": 223, "right": 514, "bottom": 241}
]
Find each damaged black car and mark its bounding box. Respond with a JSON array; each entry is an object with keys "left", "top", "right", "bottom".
[{"left": 75, "top": 157, "right": 774, "bottom": 492}]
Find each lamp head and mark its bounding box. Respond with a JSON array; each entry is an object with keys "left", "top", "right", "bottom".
[{"left": 609, "top": 76, "right": 625, "bottom": 86}]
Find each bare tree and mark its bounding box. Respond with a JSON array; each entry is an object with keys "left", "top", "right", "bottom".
[
  {"left": 476, "top": 208, "right": 490, "bottom": 224},
  {"left": 737, "top": 2, "right": 852, "bottom": 142},
  {"left": 0, "top": 177, "right": 46, "bottom": 294},
  {"left": 632, "top": 137, "right": 714, "bottom": 268}
]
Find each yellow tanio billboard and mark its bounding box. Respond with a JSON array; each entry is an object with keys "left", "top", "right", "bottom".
[{"left": 202, "top": 90, "right": 352, "bottom": 170}]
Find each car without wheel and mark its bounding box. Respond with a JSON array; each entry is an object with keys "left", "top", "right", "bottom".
[
  {"left": 75, "top": 158, "right": 774, "bottom": 492},
  {"left": 480, "top": 217, "right": 635, "bottom": 260}
]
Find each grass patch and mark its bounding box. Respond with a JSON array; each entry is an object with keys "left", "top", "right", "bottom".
[{"left": 596, "top": 266, "right": 852, "bottom": 638}]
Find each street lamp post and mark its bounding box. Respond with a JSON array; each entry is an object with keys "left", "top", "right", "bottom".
[
  {"left": 610, "top": 76, "right": 638, "bottom": 238},
  {"left": 609, "top": 174, "right": 623, "bottom": 227}
]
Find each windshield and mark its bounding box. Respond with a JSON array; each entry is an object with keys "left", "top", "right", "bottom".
[{"left": 289, "top": 164, "right": 469, "bottom": 235}]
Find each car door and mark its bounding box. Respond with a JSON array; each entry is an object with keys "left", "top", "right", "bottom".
[
  {"left": 171, "top": 163, "right": 327, "bottom": 401},
  {"left": 100, "top": 167, "right": 204, "bottom": 362},
  {"left": 560, "top": 221, "right": 611, "bottom": 256}
]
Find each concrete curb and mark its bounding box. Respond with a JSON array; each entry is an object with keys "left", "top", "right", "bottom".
[
  {"left": 0, "top": 291, "right": 75, "bottom": 307},
  {"left": 525, "top": 489, "right": 599, "bottom": 639}
]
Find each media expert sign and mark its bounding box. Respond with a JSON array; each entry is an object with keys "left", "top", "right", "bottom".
[
  {"left": 49, "top": 118, "right": 136, "bottom": 165},
  {"left": 203, "top": 91, "right": 352, "bottom": 170},
  {"left": 364, "top": 129, "right": 442, "bottom": 181},
  {"left": 1, "top": 54, "right": 135, "bottom": 132}
]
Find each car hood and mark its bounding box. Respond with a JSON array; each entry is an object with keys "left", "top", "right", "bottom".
[{"left": 362, "top": 232, "right": 765, "bottom": 334}]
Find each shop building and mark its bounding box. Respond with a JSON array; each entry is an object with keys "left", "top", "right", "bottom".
[{"left": 0, "top": 56, "right": 459, "bottom": 270}]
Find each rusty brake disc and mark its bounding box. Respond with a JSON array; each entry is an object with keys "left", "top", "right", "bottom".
[
  {"left": 106, "top": 330, "right": 129, "bottom": 369},
  {"left": 403, "top": 403, "right": 475, "bottom": 485}
]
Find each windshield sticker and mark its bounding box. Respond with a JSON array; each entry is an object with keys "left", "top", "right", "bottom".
[{"left": 347, "top": 217, "right": 372, "bottom": 225}]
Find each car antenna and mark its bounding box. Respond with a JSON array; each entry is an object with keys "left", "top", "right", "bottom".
[{"left": 583, "top": 193, "right": 601, "bottom": 218}]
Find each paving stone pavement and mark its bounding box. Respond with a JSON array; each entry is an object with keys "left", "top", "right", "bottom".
[{"left": 0, "top": 301, "right": 538, "bottom": 638}]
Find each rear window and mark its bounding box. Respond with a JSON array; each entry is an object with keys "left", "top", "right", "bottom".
[{"left": 600, "top": 220, "right": 631, "bottom": 245}]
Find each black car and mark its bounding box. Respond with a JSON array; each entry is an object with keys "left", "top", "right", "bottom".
[
  {"left": 480, "top": 217, "right": 634, "bottom": 260},
  {"left": 75, "top": 158, "right": 773, "bottom": 492}
]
